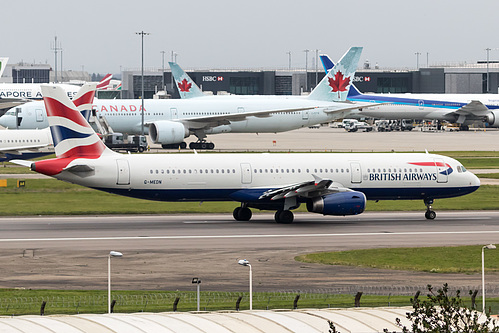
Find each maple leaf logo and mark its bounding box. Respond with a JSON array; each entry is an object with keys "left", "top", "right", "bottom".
[
  {"left": 178, "top": 78, "right": 192, "bottom": 92},
  {"left": 328, "top": 71, "right": 350, "bottom": 93}
]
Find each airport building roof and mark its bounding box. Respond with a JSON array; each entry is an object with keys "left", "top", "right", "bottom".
[{"left": 0, "top": 307, "right": 413, "bottom": 333}]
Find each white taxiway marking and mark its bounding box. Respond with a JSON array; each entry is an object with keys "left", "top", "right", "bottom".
[{"left": 1, "top": 230, "right": 499, "bottom": 242}]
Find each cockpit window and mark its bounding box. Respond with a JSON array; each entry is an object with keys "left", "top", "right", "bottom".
[{"left": 461, "top": 165, "right": 467, "bottom": 172}]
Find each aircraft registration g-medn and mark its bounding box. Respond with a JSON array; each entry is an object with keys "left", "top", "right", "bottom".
[
  {"left": 0, "top": 47, "right": 379, "bottom": 150},
  {"left": 11, "top": 85, "right": 480, "bottom": 223}
]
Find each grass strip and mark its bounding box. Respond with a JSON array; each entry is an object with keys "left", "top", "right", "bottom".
[
  {"left": 295, "top": 245, "right": 499, "bottom": 274},
  {"left": 0, "top": 288, "right": 495, "bottom": 315}
]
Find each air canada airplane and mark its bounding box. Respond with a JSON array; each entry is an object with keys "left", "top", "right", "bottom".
[
  {"left": 0, "top": 47, "right": 378, "bottom": 150},
  {"left": 320, "top": 55, "right": 499, "bottom": 129},
  {"left": 0, "top": 83, "right": 96, "bottom": 161},
  {"left": 12, "top": 85, "right": 480, "bottom": 222}
]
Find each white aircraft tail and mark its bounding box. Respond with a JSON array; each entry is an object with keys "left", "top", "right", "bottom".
[
  {"left": 169, "top": 62, "right": 205, "bottom": 99},
  {"left": 0, "top": 57, "right": 8, "bottom": 78},
  {"left": 307, "top": 47, "right": 362, "bottom": 102}
]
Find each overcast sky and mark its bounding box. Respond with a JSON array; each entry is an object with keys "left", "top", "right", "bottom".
[{"left": 2, "top": 0, "right": 497, "bottom": 74}]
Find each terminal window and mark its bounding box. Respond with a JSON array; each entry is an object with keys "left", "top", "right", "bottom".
[
  {"left": 229, "top": 77, "right": 260, "bottom": 95},
  {"left": 376, "top": 77, "right": 409, "bottom": 93}
]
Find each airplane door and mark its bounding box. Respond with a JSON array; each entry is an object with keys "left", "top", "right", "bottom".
[
  {"left": 116, "top": 159, "right": 130, "bottom": 185},
  {"left": 418, "top": 100, "right": 424, "bottom": 110},
  {"left": 237, "top": 107, "right": 245, "bottom": 113},
  {"left": 36, "top": 109, "right": 44, "bottom": 122},
  {"left": 350, "top": 162, "right": 362, "bottom": 183},
  {"left": 302, "top": 110, "right": 309, "bottom": 120},
  {"left": 434, "top": 158, "right": 448, "bottom": 183},
  {"left": 240, "top": 163, "right": 252, "bottom": 184},
  {"left": 170, "top": 108, "right": 178, "bottom": 119}
]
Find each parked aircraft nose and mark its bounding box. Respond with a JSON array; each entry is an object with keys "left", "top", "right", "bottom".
[{"left": 0, "top": 115, "right": 11, "bottom": 128}]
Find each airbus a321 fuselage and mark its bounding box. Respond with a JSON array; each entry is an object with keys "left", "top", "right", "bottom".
[
  {"left": 12, "top": 85, "right": 480, "bottom": 223},
  {"left": 1, "top": 47, "right": 372, "bottom": 150}
]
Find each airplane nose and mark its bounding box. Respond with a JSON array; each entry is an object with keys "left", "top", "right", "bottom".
[{"left": 470, "top": 172, "right": 480, "bottom": 187}]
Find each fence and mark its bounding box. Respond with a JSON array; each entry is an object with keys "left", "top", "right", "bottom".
[{"left": 1, "top": 286, "right": 499, "bottom": 316}]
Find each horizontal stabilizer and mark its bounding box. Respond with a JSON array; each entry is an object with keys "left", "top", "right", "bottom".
[
  {"left": 63, "top": 164, "right": 95, "bottom": 173},
  {"left": 9, "top": 159, "right": 33, "bottom": 167}
]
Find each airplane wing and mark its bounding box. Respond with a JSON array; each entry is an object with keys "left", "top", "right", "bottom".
[
  {"left": 0, "top": 98, "right": 29, "bottom": 109},
  {"left": 323, "top": 101, "right": 386, "bottom": 114},
  {"left": 258, "top": 175, "right": 351, "bottom": 201},
  {"left": 452, "top": 100, "right": 490, "bottom": 116},
  {"left": 159, "top": 106, "right": 320, "bottom": 130},
  {"left": 0, "top": 143, "right": 53, "bottom": 159}
]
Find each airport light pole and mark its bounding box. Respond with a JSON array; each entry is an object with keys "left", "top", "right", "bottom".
[
  {"left": 286, "top": 51, "right": 291, "bottom": 71},
  {"left": 415, "top": 52, "right": 421, "bottom": 69},
  {"left": 108, "top": 251, "right": 123, "bottom": 314},
  {"left": 303, "top": 49, "right": 309, "bottom": 92},
  {"left": 315, "top": 49, "right": 320, "bottom": 87},
  {"left": 161, "top": 50, "right": 166, "bottom": 92},
  {"left": 238, "top": 259, "right": 252, "bottom": 310},
  {"left": 192, "top": 278, "right": 201, "bottom": 311},
  {"left": 136, "top": 31, "right": 150, "bottom": 135},
  {"left": 482, "top": 244, "right": 496, "bottom": 314},
  {"left": 486, "top": 48, "right": 491, "bottom": 93}
]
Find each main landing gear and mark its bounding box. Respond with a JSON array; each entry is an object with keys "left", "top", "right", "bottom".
[
  {"left": 424, "top": 198, "right": 436, "bottom": 220},
  {"left": 162, "top": 142, "right": 187, "bottom": 149},
  {"left": 232, "top": 205, "right": 295, "bottom": 224},
  {"left": 189, "top": 140, "right": 215, "bottom": 150}
]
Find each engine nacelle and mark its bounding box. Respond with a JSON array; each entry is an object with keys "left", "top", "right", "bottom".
[
  {"left": 485, "top": 111, "right": 499, "bottom": 127},
  {"left": 149, "top": 121, "right": 189, "bottom": 144},
  {"left": 306, "top": 191, "right": 366, "bottom": 216}
]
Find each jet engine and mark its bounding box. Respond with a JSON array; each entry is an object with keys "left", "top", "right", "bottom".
[
  {"left": 306, "top": 191, "right": 366, "bottom": 216},
  {"left": 485, "top": 111, "right": 499, "bottom": 127},
  {"left": 149, "top": 120, "right": 189, "bottom": 144}
]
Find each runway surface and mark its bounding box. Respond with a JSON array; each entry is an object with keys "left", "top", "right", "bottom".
[{"left": 1, "top": 211, "right": 498, "bottom": 292}]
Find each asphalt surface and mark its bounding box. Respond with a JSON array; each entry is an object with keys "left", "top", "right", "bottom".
[{"left": 0, "top": 212, "right": 498, "bottom": 293}]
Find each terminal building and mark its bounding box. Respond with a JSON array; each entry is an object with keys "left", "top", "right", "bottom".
[{"left": 121, "top": 61, "right": 499, "bottom": 99}]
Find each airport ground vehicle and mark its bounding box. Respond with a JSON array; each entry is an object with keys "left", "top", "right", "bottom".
[
  {"left": 104, "top": 133, "right": 147, "bottom": 153},
  {"left": 344, "top": 120, "right": 373, "bottom": 132}
]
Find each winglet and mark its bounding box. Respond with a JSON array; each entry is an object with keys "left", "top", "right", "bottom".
[{"left": 169, "top": 62, "right": 205, "bottom": 99}]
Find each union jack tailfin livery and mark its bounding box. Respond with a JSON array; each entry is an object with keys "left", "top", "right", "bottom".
[
  {"left": 41, "top": 84, "right": 110, "bottom": 160},
  {"left": 96, "top": 74, "right": 113, "bottom": 90}
]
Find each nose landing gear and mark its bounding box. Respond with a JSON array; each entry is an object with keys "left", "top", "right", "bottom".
[{"left": 424, "top": 198, "right": 436, "bottom": 220}]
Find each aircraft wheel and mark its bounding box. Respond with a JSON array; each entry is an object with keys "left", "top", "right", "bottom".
[
  {"left": 233, "top": 207, "right": 252, "bottom": 221},
  {"left": 207, "top": 142, "right": 215, "bottom": 149},
  {"left": 180, "top": 142, "right": 187, "bottom": 149},
  {"left": 425, "top": 210, "right": 436, "bottom": 220},
  {"left": 275, "top": 210, "right": 294, "bottom": 224}
]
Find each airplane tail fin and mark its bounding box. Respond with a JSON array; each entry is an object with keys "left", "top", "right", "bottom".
[
  {"left": 72, "top": 83, "right": 97, "bottom": 121},
  {"left": 96, "top": 74, "right": 113, "bottom": 90},
  {"left": 308, "top": 47, "right": 362, "bottom": 101},
  {"left": 0, "top": 57, "right": 8, "bottom": 78},
  {"left": 319, "top": 54, "right": 362, "bottom": 98},
  {"left": 41, "top": 85, "right": 110, "bottom": 159},
  {"left": 169, "top": 62, "right": 205, "bottom": 99}
]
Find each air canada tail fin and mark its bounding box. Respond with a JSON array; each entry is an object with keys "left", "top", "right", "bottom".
[
  {"left": 41, "top": 85, "right": 110, "bottom": 159},
  {"left": 319, "top": 54, "right": 362, "bottom": 97},
  {"left": 307, "top": 47, "right": 362, "bottom": 101},
  {"left": 169, "top": 62, "right": 205, "bottom": 99},
  {"left": 72, "top": 83, "right": 97, "bottom": 121}
]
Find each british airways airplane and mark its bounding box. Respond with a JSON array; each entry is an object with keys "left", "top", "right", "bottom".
[
  {"left": 0, "top": 47, "right": 376, "bottom": 150},
  {"left": 320, "top": 55, "right": 499, "bottom": 129},
  {"left": 0, "top": 83, "right": 96, "bottom": 161},
  {"left": 12, "top": 85, "right": 480, "bottom": 222}
]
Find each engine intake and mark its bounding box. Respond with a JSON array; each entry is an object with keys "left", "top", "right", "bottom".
[
  {"left": 307, "top": 191, "right": 366, "bottom": 216},
  {"left": 485, "top": 111, "right": 499, "bottom": 127},
  {"left": 149, "top": 120, "right": 189, "bottom": 144}
]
